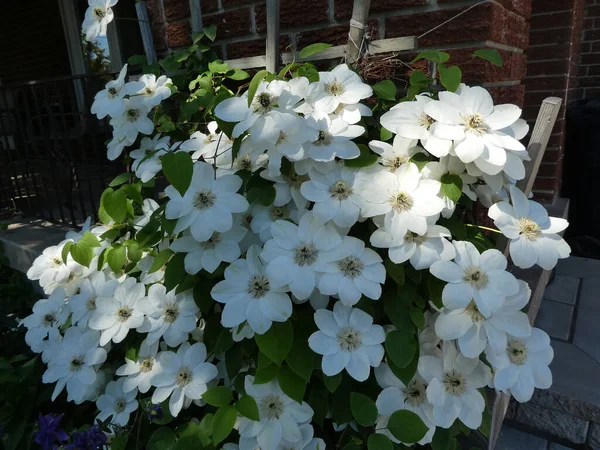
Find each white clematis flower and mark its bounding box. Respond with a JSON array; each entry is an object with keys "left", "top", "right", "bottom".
[
  {"left": 133, "top": 198, "right": 160, "bottom": 230},
  {"left": 302, "top": 112, "right": 363, "bottom": 162},
  {"left": 318, "top": 236, "right": 385, "bottom": 306},
  {"left": 91, "top": 64, "right": 141, "bottom": 119},
  {"left": 488, "top": 185, "right": 570, "bottom": 270},
  {"left": 435, "top": 280, "right": 532, "bottom": 357},
  {"left": 96, "top": 378, "right": 139, "bottom": 426},
  {"left": 165, "top": 161, "right": 249, "bottom": 242},
  {"left": 138, "top": 284, "right": 199, "bottom": 347},
  {"left": 82, "top": 0, "right": 118, "bottom": 41},
  {"left": 151, "top": 342, "right": 218, "bottom": 417},
  {"left": 130, "top": 74, "right": 173, "bottom": 108},
  {"left": 309, "top": 302, "right": 385, "bottom": 381},
  {"left": 487, "top": 328, "right": 554, "bottom": 402},
  {"left": 110, "top": 98, "right": 154, "bottom": 142},
  {"left": 26, "top": 241, "right": 81, "bottom": 295},
  {"left": 130, "top": 135, "right": 171, "bottom": 182},
  {"left": 107, "top": 134, "right": 135, "bottom": 161},
  {"left": 116, "top": 339, "right": 161, "bottom": 394},
  {"left": 418, "top": 342, "right": 491, "bottom": 429},
  {"left": 250, "top": 202, "right": 304, "bottom": 243},
  {"left": 23, "top": 288, "right": 70, "bottom": 353},
  {"left": 211, "top": 245, "right": 292, "bottom": 334},
  {"left": 430, "top": 241, "right": 519, "bottom": 318},
  {"left": 69, "top": 271, "right": 119, "bottom": 328},
  {"left": 239, "top": 423, "right": 324, "bottom": 450},
  {"left": 369, "top": 136, "right": 424, "bottom": 173},
  {"left": 89, "top": 277, "right": 146, "bottom": 346},
  {"left": 238, "top": 376, "right": 314, "bottom": 450}
]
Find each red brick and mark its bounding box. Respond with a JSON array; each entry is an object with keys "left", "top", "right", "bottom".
[
  {"left": 256, "top": 0, "right": 329, "bottom": 33},
  {"left": 334, "top": 0, "right": 427, "bottom": 19},
  {"left": 531, "top": 11, "right": 574, "bottom": 29},
  {"left": 489, "top": 0, "right": 532, "bottom": 19},
  {"left": 200, "top": 0, "right": 219, "bottom": 14},
  {"left": 503, "top": 12, "right": 530, "bottom": 49},
  {"left": 586, "top": 65, "right": 600, "bottom": 75},
  {"left": 525, "top": 75, "right": 568, "bottom": 91},
  {"left": 227, "top": 35, "right": 291, "bottom": 59},
  {"left": 577, "top": 75, "right": 600, "bottom": 86},
  {"left": 533, "top": 177, "right": 559, "bottom": 191},
  {"left": 145, "top": 0, "right": 164, "bottom": 22},
  {"left": 584, "top": 29, "right": 600, "bottom": 40},
  {"left": 591, "top": 41, "right": 600, "bottom": 52},
  {"left": 586, "top": 4, "right": 600, "bottom": 15},
  {"left": 487, "top": 85, "right": 526, "bottom": 107},
  {"left": 166, "top": 22, "right": 191, "bottom": 48},
  {"left": 582, "top": 86, "right": 600, "bottom": 95},
  {"left": 152, "top": 24, "right": 168, "bottom": 53},
  {"left": 203, "top": 9, "right": 252, "bottom": 38},
  {"left": 581, "top": 42, "right": 592, "bottom": 53},
  {"left": 529, "top": 28, "right": 572, "bottom": 46},
  {"left": 537, "top": 160, "right": 564, "bottom": 178},
  {"left": 222, "top": 0, "right": 251, "bottom": 7},
  {"left": 163, "top": 0, "right": 190, "bottom": 22},
  {"left": 542, "top": 147, "right": 565, "bottom": 164},
  {"left": 531, "top": 0, "right": 577, "bottom": 12},
  {"left": 581, "top": 53, "right": 600, "bottom": 64},
  {"left": 532, "top": 191, "right": 557, "bottom": 203},
  {"left": 578, "top": 65, "right": 590, "bottom": 76},
  {"left": 527, "top": 44, "right": 571, "bottom": 61},
  {"left": 527, "top": 60, "right": 570, "bottom": 76},
  {"left": 297, "top": 21, "right": 377, "bottom": 47}
]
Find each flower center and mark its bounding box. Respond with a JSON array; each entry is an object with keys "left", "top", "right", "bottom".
[
  {"left": 144, "top": 86, "right": 155, "bottom": 96},
  {"left": 117, "top": 307, "right": 133, "bottom": 322},
  {"left": 87, "top": 296, "right": 97, "bottom": 311},
  {"left": 325, "top": 81, "right": 345, "bottom": 96},
  {"left": 462, "top": 266, "right": 489, "bottom": 290},
  {"left": 384, "top": 155, "right": 409, "bottom": 171},
  {"left": 235, "top": 155, "right": 253, "bottom": 171},
  {"left": 276, "top": 131, "right": 287, "bottom": 145},
  {"left": 443, "top": 369, "right": 467, "bottom": 396},
  {"left": 329, "top": 180, "right": 353, "bottom": 201},
  {"left": 202, "top": 232, "right": 221, "bottom": 250},
  {"left": 418, "top": 113, "right": 435, "bottom": 130},
  {"left": 247, "top": 275, "right": 270, "bottom": 299},
  {"left": 261, "top": 395, "right": 285, "bottom": 420},
  {"left": 463, "top": 113, "right": 490, "bottom": 136},
  {"left": 241, "top": 212, "right": 253, "bottom": 229},
  {"left": 115, "top": 398, "right": 126, "bottom": 413},
  {"left": 518, "top": 218, "right": 541, "bottom": 241},
  {"left": 284, "top": 170, "right": 308, "bottom": 189},
  {"left": 508, "top": 340, "right": 528, "bottom": 365},
  {"left": 43, "top": 313, "right": 57, "bottom": 326},
  {"left": 465, "top": 300, "right": 485, "bottom": 322},
  {"left": 337, "top": 327, "right": 362, "bottom": 351},
  {"left": 390, "top": 191, "right": 414, "bottom": 213},
  {"left": 70, "top": 356, "right": 85, "bottom": 372},
  {"left": 93, "top": 7, "right": 106, "bottom": 19},
  {"left": 139, "top": 357, "right": 154, "bottom": 373},
  {"left": 338, "top": 256, "right": 364, "bottom": 279},
  {"left": 52, "top": 257, "right": 63, "bottom": 267},
  {"left": 163, "top": 303, "right": 180, "bottom": 323},
  {"left": 294, "top": 243, "right": 319, "bottom": 266},
  {"left": 404, "top": 231, "right": 426, "bottom": 245},
  {"left": 313, "top": 130, "right": 333, "bottom": 147},
  {"left": 193, "top": 190, "right": 216, "bottom": 210},
  {"left": 253, "top": 92, "right": 277, "bottom": 114},
  {"left": 403, "top": 379, "right": 427, "bottom": 408},
  {"left": 268, "top": 205, "right": 288, "bottom": 221},
  {"left": 126, "top": 108, "right": 141, "bottom": 122},
  {"left": 176, "top": 367, "right": 193, "bottom": 387},
  {"left": 107, "top": 87, "right": 118, "bottom": 97}
]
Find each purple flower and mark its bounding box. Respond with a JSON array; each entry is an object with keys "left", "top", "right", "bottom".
[
  {"left": 65, "top": 425, "right": 108, "bottom": 450},
  {"left": 146, "top": 403, "right": 163, "bottom": 422},
  {"left": 34, "top": 414, "right": 68, "bottom": 450}
]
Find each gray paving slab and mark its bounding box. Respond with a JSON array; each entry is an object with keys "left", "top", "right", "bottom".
[
  {"left": 496, "top": 425, "right": 549, "bottom": 450},
  {"left": 535, "top": 300, "right": 574, "bottom": 341},
  {"left": 548, "top": 443, "right": 575, "bottom": 449},
  {"left": 573, "top": 306, "right": 600, "bottom": 364},
  {"left": 555, "top": 257, "right": 600, "bottom": 279},
  {"left": 543, "top": 275, "right": 580, "bottom": 306},
  {"left": 579, "top": 275, "right": 600, "bottom": 310},
  {"left": 516, "top": 402, "right": 589, "bottom": 444}
]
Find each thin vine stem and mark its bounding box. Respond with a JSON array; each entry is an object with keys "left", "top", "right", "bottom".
[{"left": 465, "top": 223, "right": 503, "bottom": 234}]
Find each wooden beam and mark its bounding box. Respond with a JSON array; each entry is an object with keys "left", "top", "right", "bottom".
[
  {"left": 136, "top": 1, "right": 157, "bottom": 64},
  {"left": 225, "top": 36, "right": 417, "bottom": 69},
  {"left": 265, "top": 0, "right": 280, "bottom": 72},
  {"left": 346, "top": 0, "right": 371, "bottom": 66},
  {"left": 190, "top": 0, "right": 203, "bottom": 33}
]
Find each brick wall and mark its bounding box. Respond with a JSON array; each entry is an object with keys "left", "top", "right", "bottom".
[{"left": 578, "top": 0, "right": 600, "bottom": 97}]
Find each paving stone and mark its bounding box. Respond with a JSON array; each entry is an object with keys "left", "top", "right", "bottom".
[
  {"left": 515, "top": 402, "right": 589, "bottom": 444},
  {"left": 555, "top": 257, "right": 600, "bottom": 279},
  {"left": 548, "top": 443, "right": 575, "bottom": 449},
  {"left": 496, "top": 425, "right": 549, "bottom": 450},
  {"left": 549, "top": 340, "right": 600, "bottom": 407},
  {"left": 543, "top": 275, "right": 580, "bottom": 305},
  {"left": 579, "top": 275, "right": 600, "bottom": 311},
  {"left": 573, "top": 307, "right": 600, "bottom": 364},
  {"left": 531, "top": 389, "right": 600, "bottom": 423},
  {"left": 534, "top": 300, "right": 574, "bottom": 340},
  {"left": 588, "top": 422, "right": 600, "bottom": 449}
]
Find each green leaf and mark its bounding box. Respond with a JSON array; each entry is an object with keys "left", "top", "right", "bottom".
[
  {"left": 278, "top": 364, "right": 306, "bottom": 403},
  {"left": 473, "top": 49, "right": 503, "bottom": 67},
  {"left": 367, "top": 433, "right": 393, "bottom": 450},
  {"left": 439, "top": 64, "right": 462, "bottom": 93},
  {"left": 385, "top": 331, "right": 417, "bottom": 369},
  {"left": 124, "top": 239, "right": 143, "bottom": 262},
  {"left": 344, "top": 144, "right": 377, "bottom": 168},
  {"left": 121, "top": 184, "right": 143, "bottom": 205},
  {"left": 409, "top": 307, "right": 425, "bottom": 329},
  {"left": 162, "top": 152, "right": 193, "bottom": 196},
  {"left": 156, "top": 114, "right": 176, "bottom": 132},
  {"left": 247, "top": 70, "right": 270, "bottom": 107},
  {"left": 107, "top": 244, "right": 127, "bottom": 273},
  {"left": 147, "top": 427, "right": 176, "bottom": 450},
  {"left": 254, "top": 363, "right": 279, "bottom": 384},
  {"left": 255, "top": 320, "right": 293, "bottom": 365},
  {"left": 385, "top": 259, "right": 405, "bottom": 286},
  {"left": 227, "top": 68, "right": 250, "bottom": 80},
  {"left": 212, "top": 405, "right": 237, "bottom": 444},
  {"left": 149, "top": 249, "right": 174, "bottom": 274},
  {"left": 70, "top": 242, "right": 94, "bottom": 268},
  {"left": 125, "top": 346, "right": 138, "bottom": 362},
  {"left": 209, "top": 60, "right": 230, "bottom": 74},
  {"left": 164, "top": 253, "right": 186, "bottom": 292},
  {"left": 373, "top": 80, "right": 397, "bottom": 101},
  {"left": 61, "top": 241, "right": 73, "bottom": 263},
  {"left": 384, "top": 294, "right": 414, "bottom": 331},
  {"left": 437, "top": 216, "right": 467, "bottom": 241},
  {"left": 387, "top": 410, "right": 429, "bottom": 444},
  {"left": 350, "top": 392, "right": 378, "bottom": 427},
  {"left": 323, "top": 373, "right": 342, "bottom": 393},
  {"left": 299, "top": 43, "right": 332, "bottom": 59},
  {"left": 440, "top": 173, "right": 463, "bottom": 202},
  {"left": 109, "top": 173, "right": 130, "bottom": 187},
  {"left": 286, "top": 338, "right": 315, "bottom": 382},
  {"left": 428, "top": 274, "right": 445, "bottom": 309},
  {"left": 247, "top": 185, "right": 276, "bottom": 206},
  {"left": 202, "top": 386, "right": 233, "bottom": 407},
  {"left": 410, "top": 152, "right": 430, "bottom": 171},
  {"left": 102, "top": 188, "right": 127, "bottom": 223},
  {"left": 236, "top": 395, "right": 260, "bottom": 421},
  {"left": 410, "top": 70, "right": 430, "bottom": 86},
  {"left": 411, "top": 50, "right": 450, "bottom": 64},
  {"left": 204, "top": 24, "right": 217, "bottom": 41},
  {"left": 192, "top": 31, "right": 205, "bottom": 43},
  {"left": 431, "top": 427, "right": 452, "bottom": 450},
  {"left": 79, "top": 232, "right": 101, "bottom": 248},
  {"left": 380, "top": 126, "right": 393, "bottom": 141}
]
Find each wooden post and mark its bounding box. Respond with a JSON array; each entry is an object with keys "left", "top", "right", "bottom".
[
  {"left": 136, "top": 1, "right": 157, "bottom": 64},
  {"left": 190, "top": 0, "right": 203, "bottom": 33},
  {"left": 346, "top": 0, "right": 371, "bottom": 66},
  {"left": 265, "top": 0, "right": 280, "bottom": 73}
]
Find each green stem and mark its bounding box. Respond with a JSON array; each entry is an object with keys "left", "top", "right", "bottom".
[{"left": 465, "top": 223, "right": 503, "bottom": 234}]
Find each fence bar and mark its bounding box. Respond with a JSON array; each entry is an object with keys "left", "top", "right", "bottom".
[
  {"left": 265, "top": 0, "right": 280, "bottom": 73},
  {"left": 190, "top": 0, "right": 203, "bottom": 32},
  {"left": 136, "top": 1, "right": 157, "bottom": 65},
  {"left": 346, "top": 0, "right": 371, "bottom": 65}
]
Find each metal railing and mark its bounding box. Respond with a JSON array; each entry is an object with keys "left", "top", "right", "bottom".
[{"left": 0, "top": 72, "right": 124, "bottom": 228}]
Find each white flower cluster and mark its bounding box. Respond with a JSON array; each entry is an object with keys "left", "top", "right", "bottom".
[{"left": 23, "top": 61, "right": 571, "bottom": 450}]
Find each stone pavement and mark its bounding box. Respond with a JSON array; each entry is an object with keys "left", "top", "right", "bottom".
[{"left": 505, "top": 256, "right": 600, "bottom": 449}]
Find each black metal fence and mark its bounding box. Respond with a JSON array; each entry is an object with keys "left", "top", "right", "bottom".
[{"left": 0, "top": 72, "right": 124, "bottom": 228}]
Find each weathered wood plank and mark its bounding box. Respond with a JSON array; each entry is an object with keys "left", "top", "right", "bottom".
[
  {"left": 136, "top": 2, "right": 157, "bottom": 64},
  {"left": 346, "top": 0, "right": 371, "bottom": 65},
  {"left": 190, "top": 0, "right": 203, "bottom": 33},
  {"left": 265, "top": 0, "right": 280, "bottom": 73}
]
